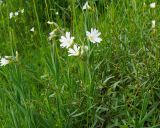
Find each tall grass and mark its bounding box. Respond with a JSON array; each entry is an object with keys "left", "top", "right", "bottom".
[{"left": 0, "top": 0, "right": 160, "bottom": 127}]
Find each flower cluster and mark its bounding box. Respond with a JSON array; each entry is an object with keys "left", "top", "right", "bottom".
[
  {"left": 59, "top": 28, "right": 102, "bottom": 57},
  {"left": 9, "top": 9, "right": 24, "bottom": 19}
]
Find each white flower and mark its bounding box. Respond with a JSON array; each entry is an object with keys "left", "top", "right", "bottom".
[
  {"left": 152, "top": 20, "right": 156, "bottom": 28},
  {"left": 0, "top": 57, "right": 10, "bottom": 66},
  {"left": 15, "top": 11, "right": 19, "bottom": 16},
  {"left": 0, "top": 51, "right": 18, "bottom": 67},
  {"left": 47, "top": 21, "right": 54, "bottom": 25},
  {"left": 82, "top": 1, "right": 91, "bottom": 10},
  {"left": 59, "top": 32, "right": 75, "bottom": 48},
  {"left": 48, "top": 29, "right": 57, "bottom": 40},
  {"left": 9, "top": 12, "right": 14, "bottom": 19},
  {"left": 150, "top": 2, "right": 156, "bottom": 8},
  {"left": 55, "top": 12, "right": 59, "bottom": 15},
  {"left": 30, "top": 27, "right": 34, "bottom": 32},
  {"left": 20, "top": 9, "right": 24, "bottom": 13},
  {"left": 68, "top": 44, "right": 80, "bottom": 56},
  {"left": 86, "top": 28, "right": 102, "bottom": 43}
]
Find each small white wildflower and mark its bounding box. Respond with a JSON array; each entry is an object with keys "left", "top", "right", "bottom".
[
  {"left": 150, "top": 2, "right": 156, "bottom": 8},
  {"left": 0, "top": 51, "right": 18, "bottom": 67},
  {"left": 59, "top": 32, "right": 75, "bottom": 48},
  {"left": 82, "top": 1, "right": 91, "bottom": 10},
  {"left": 15, "top": 11, "right": 19, "bottom": 16},
  {"left": 68, "top": 44, "right": 80, "bottom": 56},
  {"left": 152, "top": 20, "right": 156, "bottom": 28},
  {"left": 86, "top": 28, "right": 102, "bottom": 43},
  {"left": 0, "top": 57, "right": 10, "bottom": 66},
  {"left": 20, "top": 9, "right": 24, "bottom": 13},
  {"left": 48, "top": 29, "right": 57, "bottom": 40},
  {"left": 9, "top": 12, "right": 14, "bottom": 19},
  {"left": 30, "top": 27, "right": 34, "bottom": 32},
  {"left": 47, "top": 21, "right": 54, "bottom": 25},
  {"left": 55, "top": 12, "right": 59, "bottom": 15}
]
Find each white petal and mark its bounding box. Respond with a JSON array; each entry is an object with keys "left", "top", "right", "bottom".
[{"left": 150, "top": 2, "right": 156, "bottom": 8}]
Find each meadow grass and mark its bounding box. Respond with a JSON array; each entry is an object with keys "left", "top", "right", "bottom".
[{"left": 0, "top": 0, "right": 160, "bottom": 127}]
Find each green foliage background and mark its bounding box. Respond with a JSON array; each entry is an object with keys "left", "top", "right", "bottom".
[{"left": 0, "top": 0, "right": 160, "bottom": 127}]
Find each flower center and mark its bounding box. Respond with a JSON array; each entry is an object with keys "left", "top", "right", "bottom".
[{"left": 89, "top": 35, "right": 94, "bottom": 41}]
